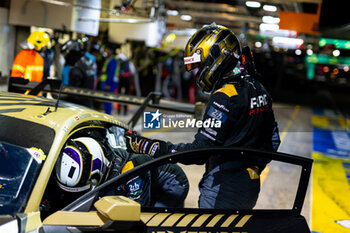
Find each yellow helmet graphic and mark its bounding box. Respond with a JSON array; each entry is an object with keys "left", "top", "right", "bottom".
[
  {"left": 184, "top": 23, "right": 242, "bottom": 93},
  {"left": 27, "top": 31, "right": 50, "bottom": 51}
]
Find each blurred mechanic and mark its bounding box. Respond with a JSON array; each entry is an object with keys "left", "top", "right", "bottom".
[
  {"left": 10, "top": 31, "right": 50, "bottom": 93},
  {"left": 116, "top": 49, "right": 136, "bottom": 115},
  {"left": 61, "top": 40, "right": 82, "bottom": 86},
  {"left": 61, "top": 39, "right": 96, "bottom": 107},
  {"left": 51, "top": 135, "right": 188, "bottom": 210},
  {"left": 101, "top": 44, "right": 120, "bottom": 115},
  {"left": 124, "top": 23, "right": 281, "bottom": 209}
]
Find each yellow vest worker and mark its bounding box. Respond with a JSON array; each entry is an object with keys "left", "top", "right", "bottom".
[{"left": 11, "top": 31, "right": 50, "bottom": 83}]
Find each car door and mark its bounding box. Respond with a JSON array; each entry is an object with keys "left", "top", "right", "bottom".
[{"left": 41, "top": 147, "right": 312, "bottom": 233}]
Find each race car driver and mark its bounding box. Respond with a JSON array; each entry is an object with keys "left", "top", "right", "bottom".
[
  {"left": 48, "top": 133, "right": 188, "bottom": 211},
  {"left": 124, "top": 23, "right": 281, "bottom": 209}
]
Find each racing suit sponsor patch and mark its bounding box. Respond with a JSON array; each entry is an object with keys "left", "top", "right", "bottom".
[
  {"left": 205, "top": 127, "right": 218, "bottom": 136},
  {"left": 213, "top": 101, "right": 229, "bottom": 112},
  {"left": 125, "top": 176, "right": 143, "bottom": 199},
  {"left": 200, "top": 130, "right": 216, "bottom": 141},
  {"left": 249, "top": 94, "right": 269, "bottom": 115},
  {"left": 149, "top": 142, "right": 160, "bottom": 156},
  {"left": 208, "top": 106, "right": 228, "bottom": 123},
  {"left": 142, "top": 141, "right": 149, "bottom": 154}
]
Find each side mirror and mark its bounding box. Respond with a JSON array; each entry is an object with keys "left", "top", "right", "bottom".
[{"left": 94, "top": 196, "right": 141, "bottom": 222}]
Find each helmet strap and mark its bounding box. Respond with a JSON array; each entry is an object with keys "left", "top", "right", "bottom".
[{"left": 57, "top": 181, "right": 91, "bottom": 192}]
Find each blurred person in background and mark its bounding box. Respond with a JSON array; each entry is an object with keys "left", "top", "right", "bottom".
[
  {"left": 89, "top": 44, "right": 101, "bottom": 90},
  {"left": 100, "top": 44, "right": 119, "bottom": 114},
  {"left": 61, "top": 40, "right": 82, "bottom": 86},
  {"left": 79, "top": 37, "right": 98, "bottom": 87},
  {"left": 133, "top": 44, "right": 156, "bottom": 96},
  {"left": 61, "top": 38, "right": 96, "bottom": 108},
  {"left": 40, "top": 33, "right": 54, "bottom": 81},
  {"left": 10, "top": 30, "right": 50, "bottom": 94},
  {"left": 116, "top": 49, "right": 135, "bottom": 115}
]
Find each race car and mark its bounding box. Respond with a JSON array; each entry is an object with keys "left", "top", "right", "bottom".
[{"left": 0, "top": 92, "right": 312, "bottom": 233}]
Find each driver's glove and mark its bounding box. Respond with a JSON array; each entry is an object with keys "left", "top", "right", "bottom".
[{"left": 124, "top": 131, "right": 168, "bottom": 157}]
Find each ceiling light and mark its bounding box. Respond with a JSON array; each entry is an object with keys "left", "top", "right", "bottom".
[
  {"left": 263, "top": 5, "right": 277, "bottom": 12},
  {"left": 40, "top": 0, "right": 70, "bottom": 6},
  {"left": 255, "top": 41, "right": 262, "bottom": 48},
  {"left": 180, "top": 14, "right": 192, "bottom": 21},
  {"left": 306, "top": 49, "right": 313, "bottom": 55},
  {"left": 295, "top": 49, "right": 302, "bottom": 55},
  {"left": 272, "top": 36, "right": 304, "bottom": 49},
  {"left": 333, "top": 49, "right": 340, "bottom": 57},
  {"left": 262, "top": 16, "right": 280, "bottom": 24},
  {"left": 259, "top": 23, "right": 279, "bottom": 32},
  {"left": 167, "top": 10, "right": 179, "bottom": 16},
  {"left": 246, "top": 1, "right": 261, "bottom": 8}
]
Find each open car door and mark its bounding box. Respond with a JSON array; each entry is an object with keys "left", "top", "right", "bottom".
[{"left": 42, "top": 147, "right": 312, "bottom": 233}]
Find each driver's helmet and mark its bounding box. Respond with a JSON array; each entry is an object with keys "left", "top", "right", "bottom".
[
  {"left": 27, "top": 31, "right": 50, "bottom": 51},
  {"left": 184, "top": 23, "right": 242, "bottom": 93},
  {"left": 55, "top": 137, "right": 110, "bottom": 192}
]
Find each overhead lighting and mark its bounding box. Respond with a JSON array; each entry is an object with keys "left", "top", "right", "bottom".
[
  {"left": 333, "top": 49, "right": 340, "bottom": 57},
  {"left": 295, "top": 49, "right": 302, "bottom": 55},
  {"left": 167, "top": 28, "right": 197, "bottom": 36},
  {"left": 263, "top": 5, "right": 277, "bottom": 12},
  {"left": 246, "top": 1, "right": 261, "bottom": 8},
  {"left": 272, "top": 36, "right": 304, "bottom": 49},
  {"left": 306, "top": 49, "right": 313, "bottom": 55},
  {"left": 259, "top": 23, "right": 279, "bottom": 32},
  {"left": 180, "top": 14, "right": 192, "bottom": 21},
  {"left": 167, "top": 10, "right": 179, "bottom": 16},
  {"left": 79, "top": 18, "right": 152, "bottom": 23},
  {"left": 262, "top": 16, "right": 280, "bottom": 24},
  {"left": 255, "top": 41, "right": 262, "bottom": 48},
  {"left": 40, "top": 0, "right": 70, "bottom": 6}
]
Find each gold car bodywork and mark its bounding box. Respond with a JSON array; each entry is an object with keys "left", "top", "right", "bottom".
[{"left": 0, "top": 93, "right": 128, "bottom": 214}]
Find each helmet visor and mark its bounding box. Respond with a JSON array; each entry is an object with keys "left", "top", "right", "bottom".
[{"left": 184, "top": 52, "right": 201, "bottom": 71}]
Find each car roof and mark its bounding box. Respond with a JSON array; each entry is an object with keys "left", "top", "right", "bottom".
[{"left": 0, "top": 92, "right": 127, "bottom": 130}]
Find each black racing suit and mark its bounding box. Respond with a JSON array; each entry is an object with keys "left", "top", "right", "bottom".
[
  {"left": 115, "top": 152, "right": 189, "bottom": 208},
  {"left": 161, "top": 75, "right": 280, "bottom": 209}
]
